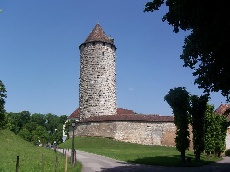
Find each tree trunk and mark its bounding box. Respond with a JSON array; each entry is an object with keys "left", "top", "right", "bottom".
[{"left": 181, "top": 150, "right": 186, "bottom": 162}]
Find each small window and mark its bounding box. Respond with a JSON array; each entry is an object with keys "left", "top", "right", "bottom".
[{"left": 102, "top": 52, "right": 105, "bottom": 56}]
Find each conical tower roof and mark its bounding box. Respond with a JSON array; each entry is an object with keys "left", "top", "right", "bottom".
[{"left": 84, "top": 24, "right": 114, "bottom": 45}]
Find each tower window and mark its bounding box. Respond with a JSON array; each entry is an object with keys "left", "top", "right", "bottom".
[{"left": 102, "top": 52, "right": 105, "bottom": 56}]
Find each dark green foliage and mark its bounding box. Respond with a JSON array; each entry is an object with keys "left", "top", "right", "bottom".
[
  {"left": 214, "top": 114, "right": 227, "bottom": 157},
  {"left": 189, "top": 95, "right": 208, "bottom": 160},
  {"left": 31, "top": 113, "right": 46, "bottom": 126},
  {"left": 144, "top": 0, "right": 230, "bottom": 100},
  {"left": 204, "top": 105, "right": 227, "bottom": 157},
  {"left": 0, "top": 80, "right": 7, "bottom": 129},
  {"left": 164, "top": 87, "right": 190, "bottom": 162},
  {"left": 5, "top": 111, "right": 67, "bottom": 145},
  {"left": 225, "top": 149, "right": 230, "bottom": 156},
  {"left": 18, "top": 127, "right": 32, "bottom": 141}
]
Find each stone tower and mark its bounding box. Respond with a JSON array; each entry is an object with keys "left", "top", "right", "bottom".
[{"left": 79, "top": 24, "right": 117, "bottom": 119}]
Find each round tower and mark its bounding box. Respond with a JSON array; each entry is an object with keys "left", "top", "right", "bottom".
[{"left": 79, "top": 24, "right": 117, "bottom": 119}]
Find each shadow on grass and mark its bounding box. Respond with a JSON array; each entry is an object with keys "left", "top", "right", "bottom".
[
  {"left": 127, "top": 155, "right": 216, "bottom": 167},
  {"left": 100, "top": 156, "right": 230, "bottom": 172}
]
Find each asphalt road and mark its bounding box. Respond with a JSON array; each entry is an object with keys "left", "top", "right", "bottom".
[{"left": 57, "top": 149, "right": 230, "bottom": 172}]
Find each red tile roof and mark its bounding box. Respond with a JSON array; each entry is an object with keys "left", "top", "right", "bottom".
[
  {"left": 68, "top": 108, "right": 80, "bottom": 119},
  {"left": 68, "top": 107, "right": 174, "bottom": 122},
  {"left": 214, "top": 104, "right": 230, "bottom": 121},
  {"left": 84, "top": 23, "right": 114, "bottom": 45},
  {"left": 117, "top": 108, "right": 135, "bottom": 114},
  {"left": 214, "top": 104, "right": 230, "bottom": 115},
  {"left": 80, "top": 114, "right": 174, "bottom": 122}
]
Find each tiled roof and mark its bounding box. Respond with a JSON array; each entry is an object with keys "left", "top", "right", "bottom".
[
  {"left": 214, "top": 104, "right": 230, "bottom": 121},
  {"left": 68, "top": 108, "right": 80, "bottom": 119},
  {"left": 117, "top": 108, "right": 135, "bottom": 114},
  {"left": 68, "top": 107, "right": 174, "bottom": 122},
  {"left": 84, "top": 23, "right": 114, "bottom": 45},
  {"left": 80, "top": 114, "right": 174, "bottom": 122},
  {"left": 214, "top": 104, "right": 230, "bottom": 115}
]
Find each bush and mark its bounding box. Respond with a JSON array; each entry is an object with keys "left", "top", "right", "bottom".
[{"left": 225, "top": 149, "right": 230, "bottom": 156}]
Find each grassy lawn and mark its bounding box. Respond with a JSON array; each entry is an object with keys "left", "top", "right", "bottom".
[
  {"left": 0, "top": 130, "right": 81, "bottom": 172},
  {"left": 59, "top": 136, "right": 221, "bottom": 167}
]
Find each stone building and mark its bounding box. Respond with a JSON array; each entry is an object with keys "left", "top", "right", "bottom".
[
  {"left": 68, "top": 108, "right": 176, "bottom": 146},
  {"left": 66, "top": 24, "right": 230, "bottom": 148},
  {"left": 66, "top": 24, "right": 177, "bottom": 147},
  {"left": 79, "top": 24, "right": 117, "bottom": 120}
]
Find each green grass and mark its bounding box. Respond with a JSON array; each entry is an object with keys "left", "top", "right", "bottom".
[
  {"left": 0, "top": 130, "right": 81, "bottom": 172},
  {"left": 59, "top": 136, "right": 221, "bottom": 167}
]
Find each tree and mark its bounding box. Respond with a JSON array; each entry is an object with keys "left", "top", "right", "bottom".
[
  {"left": 5, "top": 112, "right": 21, "bottom": 133},
  {"left": 189, "top": 94, "right": 208, "bottom": 160},
  {"left": 31, "top": 113, "right": 46, "bottom": 126},
  {"left": 164, "top": 87, "right": 190, "bottom": 162},
  {"left": 32, "top": 126, "right": 48, "bottom": 145},
  {"left": 18, "top": 127, "right": 32, "bottom": 142},
  {"left": 0, "top": 80, "right": 7, "bottom": 129},
  {"left": 213, "top": 114, "right": 227, "bottom": 157},
  {"left": 17, "top": 111, "right": 31, "bottom": 130},
  {"left": 204, "top": 105, "right": 227, "bottom": 158},
  {"left": 144, "top": 0, "right": 230, "bottom": 100}
]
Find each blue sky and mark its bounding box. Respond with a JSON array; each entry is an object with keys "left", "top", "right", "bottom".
[{"left": 0, "top": 0, "right": 226, "bottom": 116}]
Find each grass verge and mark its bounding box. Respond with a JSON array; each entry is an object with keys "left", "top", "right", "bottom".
[
  {"left": 59, "top": 136, "right": 221, "bottom": 167},
  {"left": 0, "top": 130, "right": 81, "bottom": 172}
]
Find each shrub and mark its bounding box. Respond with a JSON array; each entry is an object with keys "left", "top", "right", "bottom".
[{"left": 225, "top": 149, "right": 230, "bottom": 156}]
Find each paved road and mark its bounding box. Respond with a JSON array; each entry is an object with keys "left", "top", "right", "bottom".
[{"left": 57, "top": 149, "right": 230, "bottom": 172}]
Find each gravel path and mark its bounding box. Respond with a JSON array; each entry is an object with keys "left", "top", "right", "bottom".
[{"left": 57, "top": 149, "right": 230, "bottom": 172}]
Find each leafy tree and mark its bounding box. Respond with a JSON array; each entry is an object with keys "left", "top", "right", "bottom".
[
  {"left": 31, "top": 113, "right": 46, "bottom": 126},
  {"left": 5, "top": 110, "right": 66, "bottom": 145},
  {"left": 5, "top": 112, "right": 21, "bottom": 134},
  {"left": 6, "top": 111, "right": 31, "bottom": 134},
  {"left": 189, "top": 95, "right": 208, "bottom": 160},
  {"left": 45, "top": 113, "right": 59, "bottom": 133},
  {"left": 32, "top": 126, "right": 48, "bottom": 145},
  {"left": 144, "top": 0, "right": 230, "bottom": 100},
  {"left": 204, "top": 105, "right": 227, "bottom": 158},
  {"left": 18, "top": 127, "right": 32, "bottom": 142},
  {"left": 24, "top": 122, "right": 37, "bottom": 133},
  {"left": 0, "top": 80, "right": 7, "bottom": 129},
  {"left": 17, "top": 111, "right": 31, "bottom": 130},
  {"left": 164, "top": 87, "right": 190, "bottom": 162},
  {"left": 59, "top": 115, "right": 67, "bottom": 124},
  {"left": 214, "top": 114, "right": 227, "bottom": 157}
]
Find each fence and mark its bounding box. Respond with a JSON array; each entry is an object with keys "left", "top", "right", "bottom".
[{"left": 14, "top": 149, "right": 77, "bottom": 172}]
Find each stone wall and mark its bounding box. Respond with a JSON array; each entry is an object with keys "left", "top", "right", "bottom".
[
  {"left": 79, "top": 42, "right": 117, "bottom": 119},
  {"left": 114, "top": 122, "right": 176, "bottom": 146},
  {"left": 226, "top": 128, "right": 230, "bottom": 149},
  {"left": 75, "top": 121, "right": 177, "bottom": 146}
]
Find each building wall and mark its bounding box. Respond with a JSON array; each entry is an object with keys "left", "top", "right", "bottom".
[
  {"left": 76, "top": 122, "right": 116, "bottom": 138},
  {"left": 226, "top": 128, "right": 230, "bottom": 149},
  {"left": 75, "top": 121, "right": 177, "bottom": 146},
  {"left": 79, "top": 42, "right": 117, "bottom": 119}
]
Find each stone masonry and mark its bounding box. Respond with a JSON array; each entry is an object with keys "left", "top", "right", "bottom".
[
  {"left": 79, "top": 24, "right": 117, "bottom": 119},
  {"left": 75, "top": 120, "right": 176, "bottom": 146},
  {"left": 68, "top": 110, "right": 177, "bottom": 147},
  {"left": 68, "top": 24, "right": 230, "bottom": 149}
]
